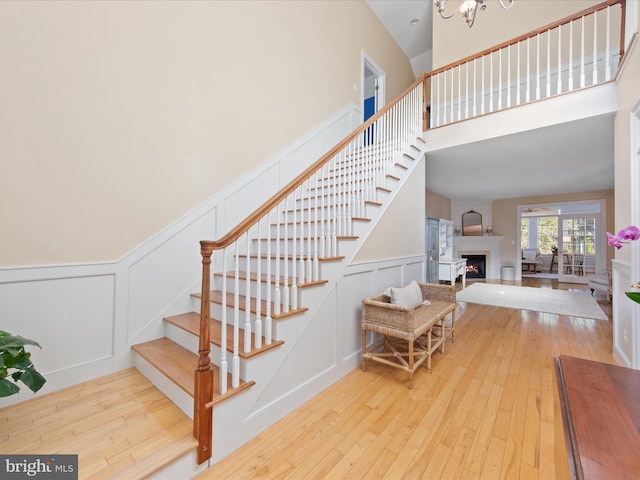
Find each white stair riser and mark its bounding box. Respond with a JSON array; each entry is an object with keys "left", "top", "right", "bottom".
[
  {"left": 134, "top": 354, "right": 194, "bottom": 419},
  {"left": 212, "top": 276, "right": 302, "bottom": 306},
  {"left": 237, "top": 256, "right": 324, "bottom": 279}
]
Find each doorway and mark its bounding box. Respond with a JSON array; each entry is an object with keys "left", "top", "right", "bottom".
[
  {"left": 362, "top": 52, "right": 385, "bottom": 145},
  {"left": 518, "top": 200, "right": 606, "bottom": 283}
]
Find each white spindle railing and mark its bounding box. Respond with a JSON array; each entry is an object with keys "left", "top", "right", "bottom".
[
  {"left": 200, "top": 79, "right": 424, "bottom": 398},
  {"left": 428, "top": 0, "right": 624, "bottom": 129}
]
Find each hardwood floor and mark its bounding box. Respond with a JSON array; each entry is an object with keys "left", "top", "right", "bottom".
[
  {"left": 195, "top": 278, "right": 614, "bottom": 480},
  {"left": 0, "top": 368, "right": 195, "bottom": 479},
  {"left": 0, "top": 278, "right": 613, "bottom": 479}
]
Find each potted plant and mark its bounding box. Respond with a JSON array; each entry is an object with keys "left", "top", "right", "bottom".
[{"left": 0, "top": 330, "right": 46, "bottom": 397}]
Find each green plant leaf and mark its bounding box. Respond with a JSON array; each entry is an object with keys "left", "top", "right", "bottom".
[
  {"left": 0, "top": 377, "right": 20, "bottom": 397},
  {"left": 18, "top": 368, "right": 46, "bottom": 393},
  {"left": 0, "top": 334, "right": 41, "bottom": 350},
  {"left": 625, "top": 292, "right": 640, "bottom": 304}
]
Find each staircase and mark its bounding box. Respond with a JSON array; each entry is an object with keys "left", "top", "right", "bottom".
[{"left": 128, "top": 77, "right": 427, "bottom": 476}]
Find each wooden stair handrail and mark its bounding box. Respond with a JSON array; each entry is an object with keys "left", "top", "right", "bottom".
[
  {"left": 201, "top": 73, "right": 427, "bottom": 251},
  {"left": 426, "top": 0, "right": 626, "bottom": 81}
]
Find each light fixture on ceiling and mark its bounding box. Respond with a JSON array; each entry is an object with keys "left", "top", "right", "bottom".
[
  {"left": 433, "top": 0, "right": 515, "bottom": 28},
  {"left": 410, "top": 18, "right": 420, "bottom": 26}
]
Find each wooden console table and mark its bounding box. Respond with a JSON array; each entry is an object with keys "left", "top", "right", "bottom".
[{"left": 556, "top": 355, "right": 640, "bottom": 479}]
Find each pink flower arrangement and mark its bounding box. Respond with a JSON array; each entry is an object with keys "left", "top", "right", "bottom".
[{"left": 607, "top": 225, "right": 640, "bottom": 304}]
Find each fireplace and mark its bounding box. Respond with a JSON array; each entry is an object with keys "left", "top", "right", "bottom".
[
  {"left": 462, "top": 254, "right": 486, "bottom": 279},
  {"left": 454, "top": 236, "right": 502, "bottom": 280}
]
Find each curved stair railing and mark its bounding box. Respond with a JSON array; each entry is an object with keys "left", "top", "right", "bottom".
[{"left": 193, "top": 0, "right": 627, "bottom": 464}]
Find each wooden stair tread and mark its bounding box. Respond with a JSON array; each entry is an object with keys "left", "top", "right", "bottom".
[
  {"left": 132, "top": 338, "right": 254, "bottom": 402},
  {"left": 107, "top": 432, "right": 198, "bottom": 480},
  {"left": 165, "top": 312, "right": 284, "bottom": 359},
  {"left": 252, "top": 235, "right": 358, "bottom": 241},
  {"left": 213, "top": 271, "right": 328, "bottom": 288},
  {"left": 274, "top": 217, "right": 371, "bottom": 224},
  {"left": 191, "top": 290, "right": 309, "bottom": 320},
  {"left": 238, "top": 253, "right": 345, "bottom": 262}
]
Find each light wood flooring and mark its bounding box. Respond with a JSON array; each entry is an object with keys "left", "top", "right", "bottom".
[
  {"left": 0, "top": 278, "right": 614, "bottom": 479},
  {"left": 196, "top": 278, "right": 614, "bottom": 480},
  {"left": 0, "top": 367, "right": 195, "bottom": 479}
]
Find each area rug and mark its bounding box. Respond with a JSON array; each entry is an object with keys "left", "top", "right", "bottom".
[{"left": 456, "top": 283, "right": 608, "bottom": 320}]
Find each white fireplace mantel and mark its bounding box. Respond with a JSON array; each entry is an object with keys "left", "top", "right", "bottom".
[{"left": 453, "top": 235, "right": 503, "bottom": 280}]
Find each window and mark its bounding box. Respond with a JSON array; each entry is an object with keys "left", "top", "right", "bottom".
[
  {"left": 537, "top": 217, "right": 558, "bottom": 254},
  {"left": 521, "top": 216, "right": 558, "bottom": 254},
  {"left": 520, "top": 218, "right": 529, "bottom": 249}
]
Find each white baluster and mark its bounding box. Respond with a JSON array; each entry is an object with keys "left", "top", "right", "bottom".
[
  {"left": 299, "top": 180, "right": 306, "bottom": 284},
  {"left": 473, "top": 59, "right": 477, "bottom": 117},
  {"left": 282, "top": 197, "right": 290, "bottom": 313},
  {"left": 557, "top": 24, "right": 562, "bottom": 95},
  {"left": 516, "top": 41, "right": 521, "bottom": 105},
  {"left": 436, "top": 73, "right": 441, "bottom": 127},
  {"left": 465, "top": 62, "right": 469, "bottom": 119},
  {"left": 306, "top": 178, "right": 313, "bottom": 284},
  {"left": 457, "top": 64, "right": 462, "bottom": 121},
  {"left": 580, "top": 16, "right": 586, "bottom": 88},
  {"left": 481, "top": 56, "right": 485, "bottom": 114},
  {"left": 546, "top": 30, "right": 551, "bottom": 97},
  {"left": 450, "top": 67, "right": 454, "bottom": 123},
  {"left": 254, "top": 220, "right": 262, "bottom": 349},
  {"left": 220, "top": 249, "right": 228, "bottom": 394},
  {"left": 605, "top": 7, "right": 611, "bottom": 81},
  {"left": 232, "top": 243, "right": 240, "bottom": 388},
  {"left": 443, "top": 70, "right": 447, "bottom": 125},
  {"left": 568, "top": 21, "right": 574, "bottom": 91},
  {"left": 313, "top": 172, "right": 319, "bottom": 282},
  {"left": 489, "top": 52, "right": 494, "bottom": 112},
  {"left": 526, "top": 37, "right": 531, "bottom": 102},
  {"left": 273, "top": 202, "right": 281, "bottom": 316},
  {"left": 593, "top": 10, "right": 598, "bottom": 85},
  {"left": 498, "top": 48, "right": 502, "bottom": 111},
  {"left": 244, "top": 231, "right": 252, "bottom": 353},
  {"left": 319, "top": 167, "right": 326, "bottom": 260},
  {"left": 291, "top": 187, "right": 298, "bottom": 310},
  {"left": 506, "top": 45, "right": 511, "bottom": 108},
  {"left": 265, "top": 211, "right": 272, "bottom": 345},
  {"left": 535, "top": 34, "right": 540, "bottom": 100}
]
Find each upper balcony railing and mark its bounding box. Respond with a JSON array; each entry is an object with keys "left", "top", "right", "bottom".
[{"left": 426, "top": 0, "right": 626, "bottom": 129}]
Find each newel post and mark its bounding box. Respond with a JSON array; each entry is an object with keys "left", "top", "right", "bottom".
[{"left": 194, "top": 241, "right": 214, "bottom": 464}]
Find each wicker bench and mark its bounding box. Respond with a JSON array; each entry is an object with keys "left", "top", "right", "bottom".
[{"left": 361, "top": 282, "right": 456, "bottom": 388}]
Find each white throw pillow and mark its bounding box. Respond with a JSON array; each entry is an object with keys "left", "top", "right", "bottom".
[
  {"left": 389, "top": 281, "right": 423, "bottom": 308},
  {"left": 523, "top": 250, "right": 537, "bottom": 262}
]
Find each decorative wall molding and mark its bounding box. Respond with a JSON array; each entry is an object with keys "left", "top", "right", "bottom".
[
  {"left": 0, "top": 103, "right": 362, "bottom": 408},
  {"left": 612, "top": 260, "right": 633, "bottom": 368}
]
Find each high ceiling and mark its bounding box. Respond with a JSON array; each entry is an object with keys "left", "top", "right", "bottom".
[{"left": 366, "top": 1, "right": 615, "bottom": 201}]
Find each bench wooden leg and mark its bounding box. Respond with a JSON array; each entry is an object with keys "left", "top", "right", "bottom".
[
  {"left": 361, "top": 329, "right": 367, "bottom": 372},
  {"left": 408, "top": 339, "right": 414, "bottom": 389},
  {"left": 451, "top": 309, "right": 456, "bottom": 343}
]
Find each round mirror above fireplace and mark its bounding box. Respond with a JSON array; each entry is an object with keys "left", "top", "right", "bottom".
[{"left": 462, "top": 210, "right": 483, "bottom": 236}]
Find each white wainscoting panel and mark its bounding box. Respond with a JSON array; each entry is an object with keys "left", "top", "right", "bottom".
[
  {"left": 127, "top": 209, "right": 215, "bottom": 344},
  {"left": 0, "top": 103, "right": 361, "bottom": 408},
  {"left": 612, "top": 260, "right": 634, "bottom": 367},
  {"left": 0, "top": 273, "right": 115, "bottom": 406}
]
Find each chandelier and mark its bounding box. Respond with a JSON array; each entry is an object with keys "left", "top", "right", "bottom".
[{"left": 433, "top": 0, "right": 515, "bottom": 28}]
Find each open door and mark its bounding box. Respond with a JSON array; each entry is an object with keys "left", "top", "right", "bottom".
[{"left": 362, "top": 53, "right": 385, "bottom": 145}]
